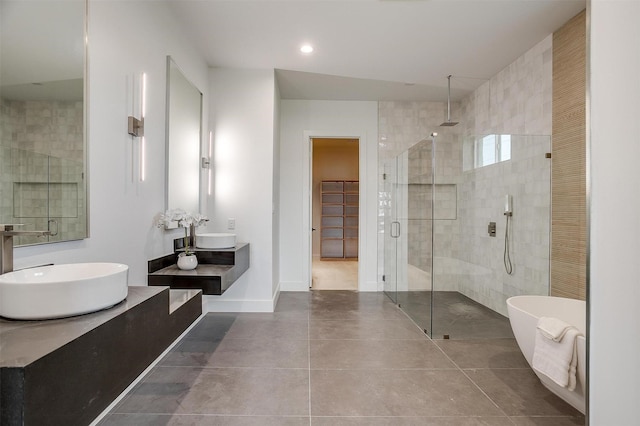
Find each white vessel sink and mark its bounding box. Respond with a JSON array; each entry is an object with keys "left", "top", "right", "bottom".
[
  {"left": 196, "top": 232, "right": 236, "bottom": 249},
  {"left": 0, "top": 263, "right": 128, "bottom": 320}
]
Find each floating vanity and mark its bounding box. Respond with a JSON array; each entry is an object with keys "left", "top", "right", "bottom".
[
  {"left": 147, "top": 243, "right": 250, "bottom": 295},
  {"left": 0, "top": 286, "right": 201, "bottom": 425}
]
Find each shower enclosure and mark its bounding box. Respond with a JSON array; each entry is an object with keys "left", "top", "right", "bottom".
[
  {"left": 0, "top": 147, "right": 86, "bottom": 245},
  {"left": 382, "top": 129, "right": 551, "bottom": 339}
]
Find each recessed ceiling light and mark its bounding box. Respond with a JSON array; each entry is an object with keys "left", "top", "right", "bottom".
[{"left": 300, "top": 44, "right": 314, "bottom": 54}]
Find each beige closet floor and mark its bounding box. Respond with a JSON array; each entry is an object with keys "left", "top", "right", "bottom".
[{"left": 311, "top": 258, "right": 358, "bottom": 290}]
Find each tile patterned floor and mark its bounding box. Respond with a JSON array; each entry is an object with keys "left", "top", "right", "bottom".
[
  {"left": 395, "top": 291, "right": 516, "bottom": 340},
  {"left": 100, "top": 291, "right": 584, "bottom": 425}
]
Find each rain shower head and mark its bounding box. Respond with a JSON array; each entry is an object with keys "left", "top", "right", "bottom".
[{"left": 440, "top": 74, "right": 459, "bottom": 127}]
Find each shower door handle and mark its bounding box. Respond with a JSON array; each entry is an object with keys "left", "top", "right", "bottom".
[{"left": 391, "top": 221, "right": 401, "bottom": 238}]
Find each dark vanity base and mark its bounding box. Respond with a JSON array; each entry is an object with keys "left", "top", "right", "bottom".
[
  {"left": 148, "top": 243, "right": 250, "bottom": 295},
  {"left": 0, "top": 287, "right": 201, "bottom": 426},
  {"left": 149, "top": 264, "right": 232, "bottom": 295}
]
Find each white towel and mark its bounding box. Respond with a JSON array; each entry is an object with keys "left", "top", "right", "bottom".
[
  {"left": 532, "top": 317, "right": 582, "bottom": 391},
  {"left": 537, "top": 316, "right": 574, "bottom": 342}
]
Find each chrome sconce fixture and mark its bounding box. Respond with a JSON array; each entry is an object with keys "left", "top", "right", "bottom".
[{"left": 128, "top": 116, "right": 144, "bottom": 137}]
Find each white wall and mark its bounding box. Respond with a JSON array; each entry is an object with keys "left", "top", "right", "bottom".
[
  {"left": 12, "top": 1, "right": 209, "bottom": 285},
  {"left": 589, "top": 0, "right": 640, "bottom": 423},
  {"left": 279, "top": 100, "right": 378, "bottom": 291},
  {"left": 206, "top": 68, "right": 276, "bottom": 311}
]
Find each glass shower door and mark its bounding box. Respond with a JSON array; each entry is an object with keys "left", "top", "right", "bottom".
[
  {"left": 383, "top": 153, "right": 409, "bottom": 304},
  {"left": 383, "top": 159, "right": 398, "bottom": 302},
  {"left": 430, "top": 133, "right": 551, "bottom": 339},
  {"left": 398, "top": 138, "right": 434, "bottom": 336}
]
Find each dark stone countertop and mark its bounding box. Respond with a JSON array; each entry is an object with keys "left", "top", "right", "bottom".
[{"left": 0, "top": 286, "right": 165, "bottom": 367}]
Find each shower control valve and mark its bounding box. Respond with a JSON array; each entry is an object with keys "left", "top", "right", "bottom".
[{"left": 488, "top": 222, "right": 497, "bottom": 237}]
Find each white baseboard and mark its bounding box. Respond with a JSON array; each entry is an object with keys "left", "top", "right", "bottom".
[
  {"left": 280, "top": 280, "right": 310, "bottom": 292},
  {"left": 272, "top": 282, "right": 281, "bottom": 310},
  {"left": 204, "top": 295, "right": 276, "bottom": 312}
]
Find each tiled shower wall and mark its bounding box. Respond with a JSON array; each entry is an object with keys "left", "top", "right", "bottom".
[
  {"left": 451, "top": 136, "right": 550, "bottom": 315},
  {"left": 459, "top": 35, "right": 552, "bottom": 137},
  {"left": 455, "top": 35, "right": 552, "bottom": 314},
  {"left": 379, "top": 34, "right": 553, "bottom": 315},
  {"left": 0, "top": 99, "right": 85, "bottom": 244}
]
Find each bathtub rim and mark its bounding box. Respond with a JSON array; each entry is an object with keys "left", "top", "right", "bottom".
[{"left": 506, "top": 294, "right": 586, "bottom": 414}]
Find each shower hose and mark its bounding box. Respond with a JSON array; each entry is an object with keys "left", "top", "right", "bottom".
[{"left": 504, "top": 213, "right": 514, "bottom": 275}]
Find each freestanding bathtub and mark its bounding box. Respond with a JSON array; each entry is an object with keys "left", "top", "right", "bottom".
[{"left": 506, "top": 295, "right": 586, "bottom": 413}]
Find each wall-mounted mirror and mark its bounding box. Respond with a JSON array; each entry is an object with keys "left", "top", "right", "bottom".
[
  {"left": 0, "top": 0, "right": 87, "bottom": 246},
  {"left": 165, "top": 56, "right": 202, "bottom": 214}
]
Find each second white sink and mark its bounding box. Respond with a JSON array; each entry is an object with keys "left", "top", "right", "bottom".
[{"left": 196, "top": 233, "right": 236, "bottom": 249}]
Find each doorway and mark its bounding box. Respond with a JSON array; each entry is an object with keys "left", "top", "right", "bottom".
[{"left": 311, "top": 138, "right": 359, "bottom": 290}]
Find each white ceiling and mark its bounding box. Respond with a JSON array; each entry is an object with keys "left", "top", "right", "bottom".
[{"left": 168, "top": 0, "right": 586, "bottom": 101}]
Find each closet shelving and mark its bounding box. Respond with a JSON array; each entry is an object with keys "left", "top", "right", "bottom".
[{"left": 320, "top": 180, "right": 359, "bottom": 259}]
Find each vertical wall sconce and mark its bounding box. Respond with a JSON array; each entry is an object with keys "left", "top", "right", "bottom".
[
  {"left": 205, "top": 131, "right": 213, "bottom": 195},
  {"left": 140, "top": 72, "right": 147, "bottom": 181},
  {"left": 128, "top": 72, "right": 147, "bottom": 181}
]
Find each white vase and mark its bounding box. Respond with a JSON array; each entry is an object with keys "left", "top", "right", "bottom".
[{"left": 177, "top": 253, "right": 198, "bottom": 270}]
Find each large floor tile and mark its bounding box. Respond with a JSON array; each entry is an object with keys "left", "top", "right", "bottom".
[
  {"left": 182, "top": 314, "right": 237, "bottom": 341},
  {"left": 101, "top": 290, "right": 584, "bottom": 425},
  {"left": 397, "top": 291, "right": 515, "bottom": 340},
  {"left": 272, "top": 293, "right": 311, "bottom": 318},
  {"left": 115, "top": 367, "right": 309, "bottom": 416},
  {"left": 224, "top": 317, "right": 309, "bottom": 340},
  {"left": 309, "top": 293, "right": 406, "bottom": 320},
  {"left": 309, "top": 318, "right": 424, "bottom": 340},
  {"left": 160, "top": 339, "right": 224, "bottom": 366},
  {"left": 311, "top": 417, "right": 514, "bottom": 426},
  {"left": 162, "top": 337, "right": 308, "bottom": 368},
  {"left": 510, "top": 416, "right": 585, "bottom": 425},
  {"left": 310, "top": 339, "right": 455, "bottom": 369},
  {"left": 464, "top": 368, "right": 582, "bottom": 417},
  {"left": 433, "top": 318, "right": 514, "bottom": 340},
  {"left": 310, "top": 369, "right": 503, "bottom": 417},
  {"left": 100, "top": 413, "right": 310, "bottom": 425},
  {"left": 309, "top": 291, "right": 391, "bottom": 310},
  {"left": 309, "top": 309, "right": 407, "bottom": 321},
  {"left": 435, "top": 339, "right": 529, "bottom": 369}
]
